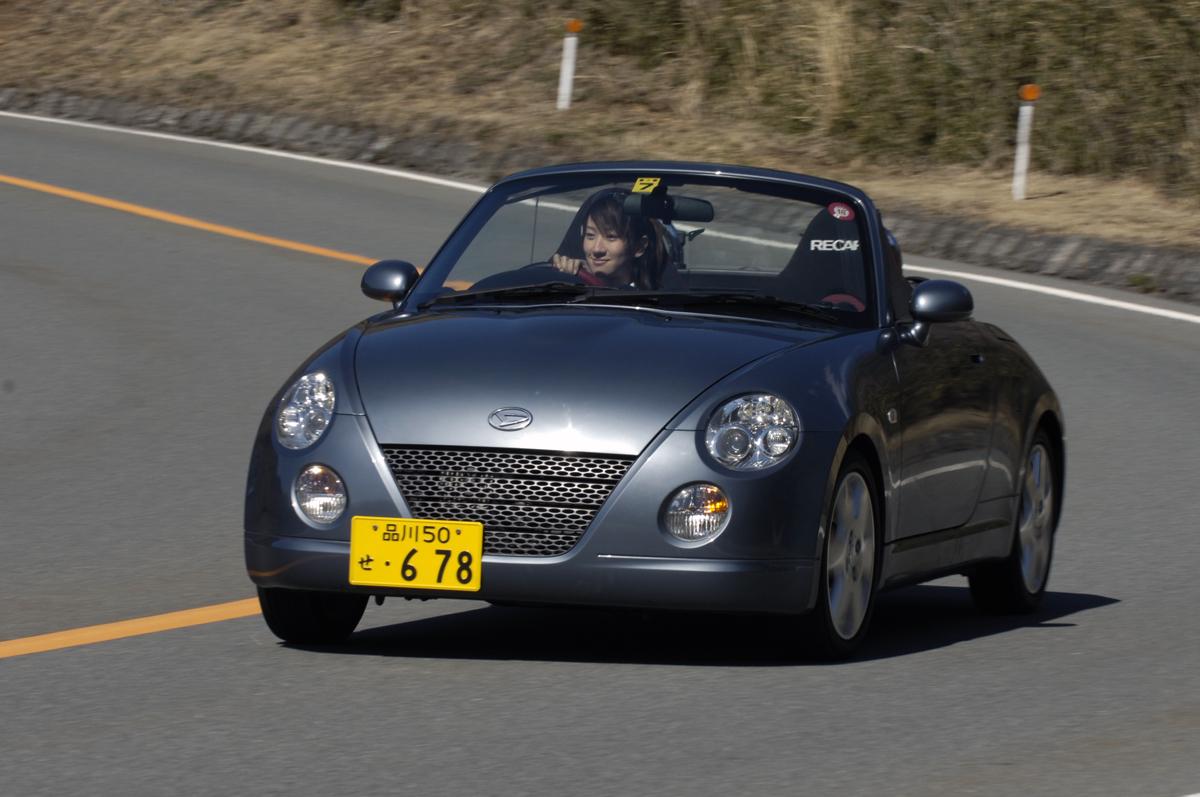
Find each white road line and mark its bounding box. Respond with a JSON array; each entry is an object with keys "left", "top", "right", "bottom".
[
  {"left": 905, "top": 264, "right": 1200, "bottom": 325},
  {"left": 0, "top": 110, "right": 489, "bottom": 194},
  {"left": 1, "top": 110, "right": 794, "bottom": 250},
  {"left": 4, "top": 109, "right": 1199, "bottom": 325}
]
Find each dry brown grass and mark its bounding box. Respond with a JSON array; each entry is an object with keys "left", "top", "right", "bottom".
[{"left": 1, "top": 0, "right": 1198, "bottom": 248}]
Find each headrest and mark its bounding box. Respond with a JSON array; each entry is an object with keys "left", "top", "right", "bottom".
[
  {"left": 796, "top": 209, "right": 861, "bottom": 259},
  {"left": 778, "top": 208, "right": 866, "bottom": 302}
]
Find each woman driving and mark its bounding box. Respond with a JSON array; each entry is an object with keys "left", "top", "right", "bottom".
[{"left": 550, "top": 193, "right": 665, "bottom": 289}]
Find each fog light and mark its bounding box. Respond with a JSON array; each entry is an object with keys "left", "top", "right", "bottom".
[
  {"left": 294, "top": 464, "right": 346, "bottom": 524},
  {"left": 663, "top": 483, "right": 731, "bottom": 543}
]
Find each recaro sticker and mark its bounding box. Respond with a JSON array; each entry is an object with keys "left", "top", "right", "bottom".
[
  {"left": 632, "top": 177, "right": 661, "bottom": 193},
  {"left": 809, "top": 239, "right": 861, "bottom": 251}
]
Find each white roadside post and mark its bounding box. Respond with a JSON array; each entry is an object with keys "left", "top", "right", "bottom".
[
  {"left": 1012, "top": 83, "right": 1041, "bottom": 200},
  {"left": 556, "top": 19, "right": 583, "bottom": 111}
]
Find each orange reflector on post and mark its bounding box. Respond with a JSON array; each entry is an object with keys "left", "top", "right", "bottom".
[
  {"left": 566, "top": 18, "right": 583, "bottom": 34},
  {"left": 1019, "top": 83, "right": 1041, "bottom": 102}
]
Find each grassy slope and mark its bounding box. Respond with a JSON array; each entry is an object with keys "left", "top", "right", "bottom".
[{"left": 1, "top": 0, "right": 1198, "bottom": 247}]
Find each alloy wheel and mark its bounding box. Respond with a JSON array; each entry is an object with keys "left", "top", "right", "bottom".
[{"left": 826, "top": 472, "right": 876, "bottom": 640}]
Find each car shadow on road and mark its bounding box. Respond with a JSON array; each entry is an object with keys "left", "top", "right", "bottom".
[
  {"left": 289, "top": 585, "right": 1117, "bottom": 666},
  {"left": 860, "top": 585, "right": 1117, "bottom": 660}
]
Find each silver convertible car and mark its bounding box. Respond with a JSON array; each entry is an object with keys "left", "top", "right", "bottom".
[{"left": 245, "top": 161, "right": 1064, "bottom": 658}]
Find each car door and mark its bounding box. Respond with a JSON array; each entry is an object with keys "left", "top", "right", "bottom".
[{"left": 891, "top": 321, "right": 995, "bottom": 537}]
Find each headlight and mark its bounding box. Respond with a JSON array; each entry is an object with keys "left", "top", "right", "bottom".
[
  {"left": 276, "top": 372, "right": 335, "bottom": 450},
  {"left": 294, "top": 464, "right": 347, "bottom": 524},
  {"left": 662, "top": 483, "right": 731, "bottom": 543},
  {"left": 705, "top": 393, "right": 799, "bottom": 470}
]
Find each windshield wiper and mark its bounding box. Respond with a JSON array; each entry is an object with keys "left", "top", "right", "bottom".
[
  {"left": 572, "top": 290, "right": 843, "bottom": 323},
  {"left": 423, "top": 284, "right": 845, "bottom": 323},
  {"left": 420, "top": 281, "right": 592, "bottom": 308}
]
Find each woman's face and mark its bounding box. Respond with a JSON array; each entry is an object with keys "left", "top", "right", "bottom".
[{"left": 582, "top": 216, "right": 645, "bottom": 284}]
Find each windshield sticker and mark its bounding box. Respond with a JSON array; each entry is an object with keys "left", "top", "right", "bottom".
[
  {"left": 632, "top": 177, "right": 661, "bottom": 193},
  {"left": 827, "top": 202, "right": 855, "bottom": 221},
  {"left": 810, "top": 239, "right": 861, "bottom": 252}
]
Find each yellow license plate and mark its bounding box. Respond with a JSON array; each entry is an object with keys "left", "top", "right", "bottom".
[{"left": 349, "top": 516, "right": 483, "bottom": 592}]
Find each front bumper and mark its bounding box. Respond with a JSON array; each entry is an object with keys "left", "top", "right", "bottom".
[
  {"left": 246, "top": 411, "right": 840, "bottom": 616},
  {"left": 246, "top": 533, "right": 817, "bottom": 614}
]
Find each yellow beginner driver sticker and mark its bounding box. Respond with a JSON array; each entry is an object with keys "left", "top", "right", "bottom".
[{"left": 632, "top": 177, "right": 661, "bottom": 193}]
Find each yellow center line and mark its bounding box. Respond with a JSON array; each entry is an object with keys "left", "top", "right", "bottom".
[
  {"left": 0, "top": 171, "right": 477, "bottom": 290},
  {"left": 0, "top": 171, "right": 375, "bottom": 264},
  {"left": 0, "top": 599, "right": 262, "bottom": 659},
  {"left": 0, "top": 171, "right": 494, "bottom": 659}
]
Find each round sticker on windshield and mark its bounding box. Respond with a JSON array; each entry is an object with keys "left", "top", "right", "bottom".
[{"left": 828, "top": 202, "right": 855, "bottom": 222}]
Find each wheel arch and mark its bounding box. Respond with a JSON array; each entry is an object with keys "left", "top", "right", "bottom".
[
  {"left": 1034, "top": 408, "right": 1066, "bottom": 528},
  {"left": 1021, "top": 383, "right": 1065, "bottom": 527},
  {"left": 807, "top": 421, "right": 890, "bottom": 609},
  {"left": 821, "top": 416, "right": 893, "bottom": 544},
  {"left": 847, "top": 435, "right": 886, "bottom": 521}
]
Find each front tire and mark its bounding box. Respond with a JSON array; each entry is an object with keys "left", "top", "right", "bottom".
[
  {"left": 803, "top": 451, "right": 880, "bottom": 659},
  {"left": 257, "top": 587, "right": 368, "bottom": 644},
  {"left": 969, "top": 430, "right": 1057, "bottom": 613}
]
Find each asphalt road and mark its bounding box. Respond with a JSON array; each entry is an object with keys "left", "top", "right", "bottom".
[{"left": 2, "top": 114, "right": 1198, "bottom": 797}]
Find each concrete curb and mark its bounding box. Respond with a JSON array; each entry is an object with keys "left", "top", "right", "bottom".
[{"left": 3, "top": 86, "right": 1197, "bottom": 305}]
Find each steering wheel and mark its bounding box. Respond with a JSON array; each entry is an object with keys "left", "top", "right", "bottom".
[
  {"left": 468, "top": 262, "right": 584, "bottom": 292},
  {"left": 524, "top": 260, "right": 609, "bottom": 286}
]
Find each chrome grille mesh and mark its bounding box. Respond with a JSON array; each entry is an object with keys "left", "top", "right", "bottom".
[{"left": 380, "top": 446, "right": 635, "bottom": 556}]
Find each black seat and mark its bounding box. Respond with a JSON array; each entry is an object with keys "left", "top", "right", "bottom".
[{"left": 777, "top": 210, "right": 867, "bottom": 307}]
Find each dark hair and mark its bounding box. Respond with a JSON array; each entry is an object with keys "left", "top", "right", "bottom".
[{"left": 584, "top": 194, "right": 666, "bottom": 289}]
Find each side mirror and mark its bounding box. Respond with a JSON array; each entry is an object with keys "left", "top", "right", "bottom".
[
  {"left": 911, "top": 279, "right": 973, "bottom": 323},
  {"left": 898, "top": 279, "right": 973, "bottom": 346},
  {"left": 362, "top": 260, "right": 420, "bottom": 308}
]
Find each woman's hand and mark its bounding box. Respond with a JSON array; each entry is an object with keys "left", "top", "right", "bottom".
[{"left": 551, "top": 253, "right": 587, "bottom": 275}]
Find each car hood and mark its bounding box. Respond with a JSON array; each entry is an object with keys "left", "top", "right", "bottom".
[{"left": 355, "top": 307, "right": 832, "bottom": 455}]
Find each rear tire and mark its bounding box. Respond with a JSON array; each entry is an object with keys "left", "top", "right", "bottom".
[
  {"left": 969, "top": 430, "right": 1057, "bottom": 614},
  {"left": 802, "top": 450, "right": 881, "bottom": 660},
  {"left": 257, "top": 587, "right": 368, "bottom": 644}
]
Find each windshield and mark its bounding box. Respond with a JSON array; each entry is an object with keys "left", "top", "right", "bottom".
[{"left": 410, "top": 172, "right": 875, "bottom": 326}]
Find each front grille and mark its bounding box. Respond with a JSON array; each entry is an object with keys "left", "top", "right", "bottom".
[{"left": 380, "top": 446, "right": 635, "bottom": 556}]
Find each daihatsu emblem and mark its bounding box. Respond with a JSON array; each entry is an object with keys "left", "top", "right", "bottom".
[{"left": 488, "top": 407, "right": 533, "bottom": 431}]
